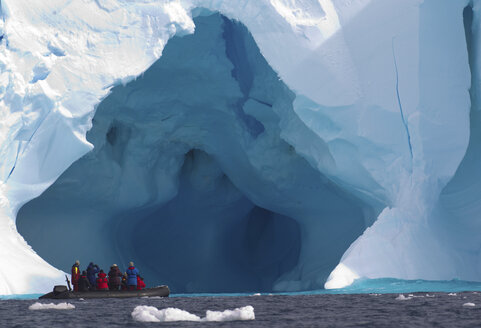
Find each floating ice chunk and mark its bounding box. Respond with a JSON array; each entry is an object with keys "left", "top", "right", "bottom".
[
  {"left": 132, "top": 306, "right": 200, "bottom": 322},
  {"left": 205, "top": 305, "right": 255, "bottom": 322},
  {"left": 131, "top": 305, "right": 255, "bottom": 322},
  {"left": 29, "top": 302, "right": 75, "bottom": 310},
  {"left": 426, "top": 294, "right": 435, "bottom": 298},
  {"left": 251, "top": 293, "right": 261, "bottom": 296},
  {"left": 448, "top": 293, "right": 457, "bottom": 296},
  {"left": 463, "top": 303, "right": 475, "bottom": 307},
  {"left": 395, "top": 294, "right": 412, "bottom": 300}
]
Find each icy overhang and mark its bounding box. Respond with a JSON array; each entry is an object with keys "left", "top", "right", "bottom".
[{"left": 17, "top": 13, "right": 371, "bottom": 293}]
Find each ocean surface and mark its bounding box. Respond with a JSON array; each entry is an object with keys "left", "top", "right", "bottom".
[{"left": 3, "top": 279, "right": 481, "bottom": 327}]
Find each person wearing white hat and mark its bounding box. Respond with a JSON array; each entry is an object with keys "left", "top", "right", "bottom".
[{"left": 108, "top": 263, "right": 122, "bottom": 290}]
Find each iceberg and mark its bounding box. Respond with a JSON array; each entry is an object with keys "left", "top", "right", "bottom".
[{"left": 0, "top": 0, "right": 479, "bottom": 294}]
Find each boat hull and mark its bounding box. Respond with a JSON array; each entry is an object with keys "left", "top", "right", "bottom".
[{"left": 39, "top": 285, "right": 170, "bottom": 299}]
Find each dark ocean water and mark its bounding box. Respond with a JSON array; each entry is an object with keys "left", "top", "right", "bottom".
[{"left": 3, "top": 292, "right": 481, "bottom": 327}]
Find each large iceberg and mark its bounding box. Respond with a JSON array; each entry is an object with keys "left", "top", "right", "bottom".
[{"left": 0, "top": 0, "right": 479, "bottom": 294}]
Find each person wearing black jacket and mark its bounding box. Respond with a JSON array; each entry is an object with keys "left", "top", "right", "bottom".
[
  {"left": 78, "top": 271, "right": 91, "bottom": 292},
  {"left": 108, "top": 264, "right": 122, "bottom": 290}
]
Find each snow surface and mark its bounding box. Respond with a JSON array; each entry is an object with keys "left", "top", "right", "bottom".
[
  {"left": 0, "top": 0, "right": 481, "bottom": 294},
  {"left": 131, "top": 305, "right": 255, "bottom": 322}
]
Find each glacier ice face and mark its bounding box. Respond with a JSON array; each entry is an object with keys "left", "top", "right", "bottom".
[
  {"left": 16, "top": 13, "right": 369, "bottom": 293},
  {"left": 0, "top": 0, "right": 480, "bottom": 294}
]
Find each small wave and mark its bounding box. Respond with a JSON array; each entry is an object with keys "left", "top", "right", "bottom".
[
  {"left": 395, "top": 294, "right": 412, "bottom": 300},
  {"left": 132, "top": 305, "right": 255, "bottom": 322},
  {"left": 29, "top": 302, "right": 75, "bottom": 310}
]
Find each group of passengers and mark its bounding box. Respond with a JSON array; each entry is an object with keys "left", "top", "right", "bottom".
[{"left": 71, "top": 260, "right": 146, "bottom": 292}]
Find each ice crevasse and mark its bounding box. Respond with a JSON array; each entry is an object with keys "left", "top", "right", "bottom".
[{"left": 0, "top": 0, "right": 479, "bottom": 294}]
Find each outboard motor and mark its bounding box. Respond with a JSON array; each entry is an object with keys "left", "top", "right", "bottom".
[{"left": 53, "top": 285, "right": 69, "bottom": 297}]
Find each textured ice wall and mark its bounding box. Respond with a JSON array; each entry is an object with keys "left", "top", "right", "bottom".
[
  {"left": 17, "top": 13, "right": 368, "bottom": 293},
  {"left": 0, "top": 0, "right": 479, "bottom": 294},
  {"left": 0, "top": 0, "right": 197, "bottom": 295}
]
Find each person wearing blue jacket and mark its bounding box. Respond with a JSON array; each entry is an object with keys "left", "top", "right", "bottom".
[
  {"left": 86, "top": 262, "right": 100, "bottom": 288},
  {"left": 126, "top": 261, "right": 139, "bottom": 290}
]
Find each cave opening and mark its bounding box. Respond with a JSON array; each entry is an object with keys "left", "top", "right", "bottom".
[{"left": 16, "top": 12, "right": 370, "bottom": 293}]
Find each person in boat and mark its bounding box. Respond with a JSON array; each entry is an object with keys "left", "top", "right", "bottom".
[
  {"left": 96, "top": 270, "right": 109, "bottom": 291},
  {"left": 126, "top": 262, "right": 139, "bottom": 290},
  {"left": 78, "top": 271, "right": 91, "bottom": 292},
  {"left": 121, "top": 273, "right": 128, "bottom": 290},
  {"left": 86, "top": 262, "right": 100, "bottom": 288},
  {"left": 136, "top": 275, "right": 146, "bottom": 290},
  {"left": 108, "top": 264, "right": 122, "bottom": 291},
  {"left": 71, "top": 260, "right": 80, "bottom": 292}
]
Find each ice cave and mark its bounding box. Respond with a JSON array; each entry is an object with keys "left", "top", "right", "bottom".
[
  {"left": 3, "top": 0, "right": 481, "bottom": 295},
  {"left": 16, "top": 13, "right": 371, "bottom": 293}
]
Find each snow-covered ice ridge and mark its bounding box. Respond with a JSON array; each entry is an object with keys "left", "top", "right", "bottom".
[{"left": 0, "top": 0, "right": 479, "bottom": 294}]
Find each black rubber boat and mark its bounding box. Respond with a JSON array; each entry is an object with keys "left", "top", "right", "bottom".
[{"left": 39, "top": 285, "right": 170, "bottom": 299}]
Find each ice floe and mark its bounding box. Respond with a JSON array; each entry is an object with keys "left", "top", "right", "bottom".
[
  {"left": 131, "top": 305, "right": 255, "bottom": 322},
  {"left": 463, "top": 303, "right": 475, "bottom": 307},
  {"left": 29, "top": 302, "right": 75, "bottom": 310},
  {"left": 395, "top": 294, "right": 412, "bottom": 300}
]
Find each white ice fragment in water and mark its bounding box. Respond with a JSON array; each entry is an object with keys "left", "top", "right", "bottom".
[
  {"left": 131, "top": 305, "right": 255, "bottom": 322},
  {"left": 205, "top": 305, "right": 255, "bottom": 322},
  {"left": 251, "top": 293, "right": 261, "bottom": 296},
  {"left": 29, "top": 302, "right": 75, "bottom": 310},
  {"left": 132, "top": 306, "right": 200, "bottom": 322},
  {"left": 463, "top": 303, "right": 475, "bottom": 307},
  {"left": 448, "top": 293, "right": 457, "bottom": 296},
  {"left": 395, "top": 294, "right": 412, "bottom": 300},
  {"left": 426, "top": 294, "right": 435, "bottom": 298}
]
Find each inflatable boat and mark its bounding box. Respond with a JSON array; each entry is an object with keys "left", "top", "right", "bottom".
[{"left": 39, "top": 285, "right": 170, "bottom": 299}]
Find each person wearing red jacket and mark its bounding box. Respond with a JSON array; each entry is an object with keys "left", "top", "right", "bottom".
[
  {"left": 71, "top": 260, "right": 80, "bottom": 292},
  {"left": 96, "top": 270, "right": 109, "bottom": 291},
  {"left": 136, "top": 276, "right": 146, "bottom": 290}
]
